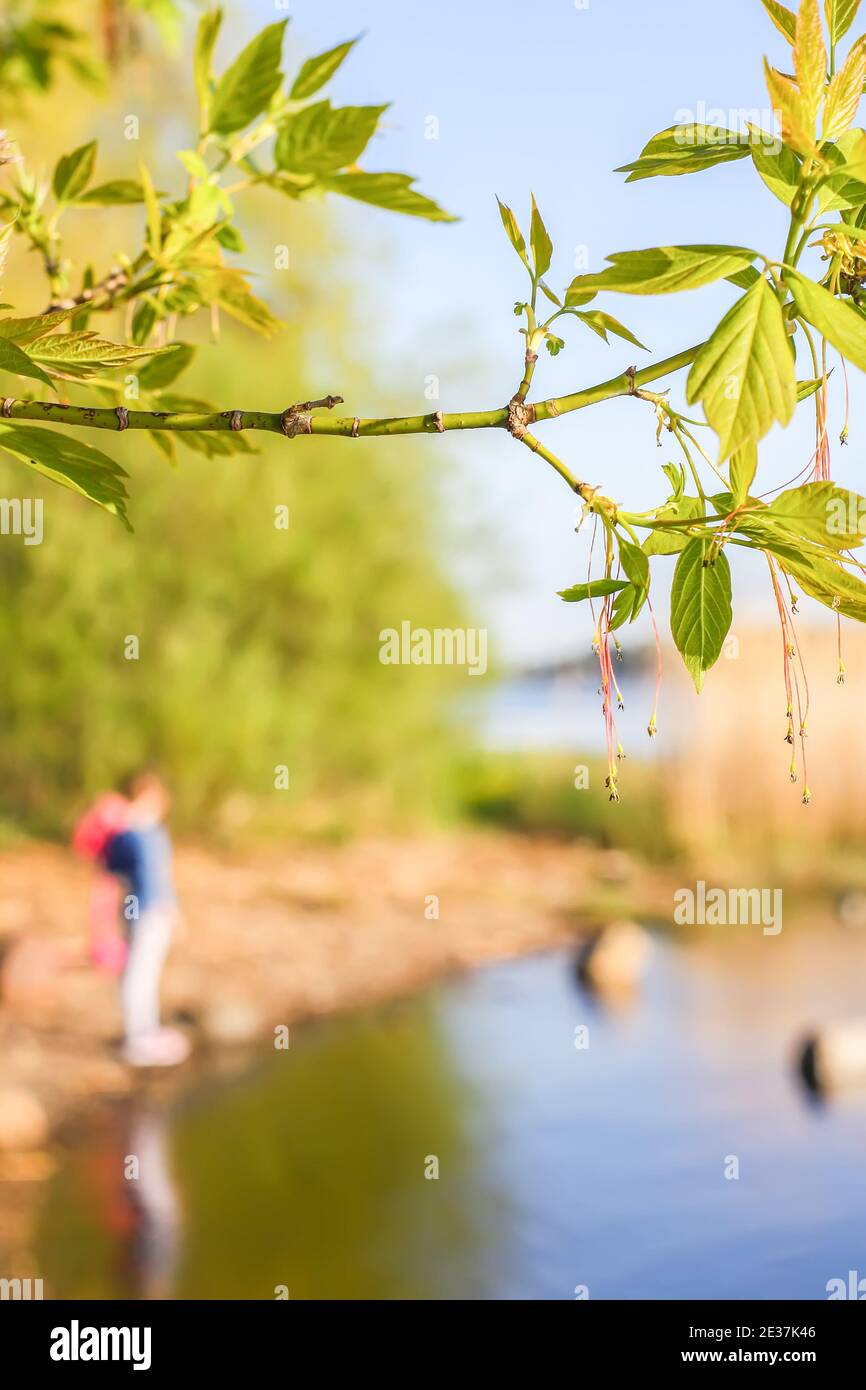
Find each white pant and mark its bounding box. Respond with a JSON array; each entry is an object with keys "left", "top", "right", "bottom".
[{"left": 120, "top": 907, "right": 174, "bottom": 1042}]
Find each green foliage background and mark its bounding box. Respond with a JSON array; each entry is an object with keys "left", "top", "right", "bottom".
[{"left": 0, "top": 7, "right": 471, "bottom": 837}]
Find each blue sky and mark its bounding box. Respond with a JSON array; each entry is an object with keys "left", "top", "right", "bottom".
[{"left": 236, "top": 0, "right": 859, "bottom": 664}]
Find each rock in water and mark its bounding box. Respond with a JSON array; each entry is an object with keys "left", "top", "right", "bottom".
[
  {"left": 0, "top": 1088, "right": 49, "bottom": 1151},
  {"left": 799, "top": 1020, "right": 866, "bottom": 1094},
  {"left": 576, "top": 921, "right": 650, "bottom": 996}
]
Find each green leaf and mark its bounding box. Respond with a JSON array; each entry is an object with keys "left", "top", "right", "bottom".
[
  {"left": 0, "top": 335, "right": 54, "bottom": 388},
  {"left": 817, "top": 129, "right": 866, "bottom": 210},
  {"left": 826, "top": 0, "right": 862, "bottom": 45},
  {"left": 642, "top": 496, "right": 705, "bottom": 556},
  {"left": 794, "top": 0, "right": 827, "bottom": 128},
  {"left": 574, "top": 308, "right": 648, "bottom": 350},
  {"left": 137, "top": 342, "right": 195, "bottom": 390},
  {"left": 275, "top": 100, "right": 387, "bottom": 173},
  {"left": 566, "top": 245, "right": 758, "bottom": 296},
  {"left": 497, "top": 197, "right": 530, "bottom": 270},
  {"left": 529, "top": 195, "right": 552, "bottom": 279},
  {"left": 196, "top": 268, "right": 281, "bottom": 336},
  {"left": 764, "top": 59, "right": 817, "bottom": 156},
  {"left": 609, "top": 583, "right": 639, "bottom": 630},
  {"left": 670, "top": 537, "right": 733, "bottom": 692},
  {"left": 686, "top": 275, "right": 796, "bottom": 460},
  {"left": 767, "top": 481, "right": 866, "bottom": 548},
  {"left": 760, "top": 0, "right": 797, "bottom": 42},
  {"left": 0, "top": 422, "right": 130, "bottom": 527},
  {"left": 769, "top": 537, "right": 866, "bottom": 619},
  {"left": 0, "top": 310, "right": 76, "bottom": 343},
  {"left": 209, "top": 19, "right": 287, "bottom": 135},
  {"left": 194, "top": 7, "right": 222, "bottom": 123},
  {"left": 75, "top": 180, "right": 146, "bottom": 205},
  {"left": 823, "top": 35, "right": 866, "bottom": 141},
  {"left": 730, "top": 443, "right": 758, "bottom": 506},
  {"left": 748, "top": 125, "right": 801, "bottom": 206},
  {"left": 25, "top": 331, "right": 170, "bottom": 379},
  {"left": 617, "top": 539, "right": 650, "bottom": 622},
  {"left": 322, "top": 172, "right": 457, "bottom": 222},
  {"left": 787, "top": 267, "right": 866, "bottom": 371},
  {"left": 290, "top": 38, "right": 357, "bottom": 100},
  {"left": 797, "top": 375, "right": 824, "bottom": 399},
  {"left": 558, "top": 578, "right": 630, "bottom": 602},
  {"left": 615, "top": 124, "right": 751, "bottom": 181},
  {"left": 53, "top": 141, "right": 97, "bottom": 201}
]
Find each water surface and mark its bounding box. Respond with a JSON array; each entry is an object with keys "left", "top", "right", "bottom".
[{"left": 37, "top": 929, "right": 866, "bottom": 1299}]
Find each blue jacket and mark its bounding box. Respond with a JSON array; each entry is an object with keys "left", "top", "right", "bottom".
[{"left": 104, "top": 826, "right": 176, "bottom": 915}]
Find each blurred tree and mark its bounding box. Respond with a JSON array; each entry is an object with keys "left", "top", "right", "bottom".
[{"left": 0, "top": 3, "right": 473, "bottom": 836}]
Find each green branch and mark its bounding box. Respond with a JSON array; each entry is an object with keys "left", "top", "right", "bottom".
[{"left": 0, "top": 343, "right": 702, "bottom": 494}]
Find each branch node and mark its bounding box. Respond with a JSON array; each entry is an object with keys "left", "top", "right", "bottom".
[
  {"left": 625, "top": 366, "right": 637, "bottom": 395},
  {"left": 432, "top": 410, "right": 444, "bottom": 433},
  {"left": 280, "top": 394, "right": 344, "bottom": 438},
  {"left": 229, "top": 411, "right": 243, "bottom": 432},
  {"left": 1, "top": 398, "right": 15, "bottom": 418},
  {"left": 351, "top": 417, "right": 360, "bottom": 437},
  {"left": 506, "top": 397, "right": 536, "bottom": 440},
  {"left": 115, "top": 406, "right": 129, "bottom": 432}
]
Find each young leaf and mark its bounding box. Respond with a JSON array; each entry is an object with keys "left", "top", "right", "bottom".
[
  {"left": 617, "top": 539, "right": 650, "bottom": 622},
  {"left": 25, "top": 332, "right": 171, "bottom": 379},
  {"left": 53, "top": 141, "right": 97, "bottom": 201},
  {"left": 209, "top": 19, "right": 287, "bottom": 135},
  {"left": 761, "top": 0, "right": 798, "bottom": 41},
  {"left": 670, "top": 538, "right": 733, "bottom": 691},
  {"left": 825, "top": 0, "right": 862, "bottom": 46},
  {"left": 686, "top": 275, "right": 796, "bottom": 459},
  {"left": 730, "top": 442, "right": 758, "bottom": 506},
  {"left": 0, "top": 336, "right": 54, "bottom": 388},
  {"left": 764, "top": 60, "right": 817, "bottom": 156},
  {"left": 823, "top": 35, "right": 866, "bottom": 141},
  {"left": 529, "top": 195, "right": 553, "bottom": 279},
  {"left": 0, "top": 422, "right": 130, "bottom": 527},
  {"left": 558, "top": 578, "right": 630, "bottom": 602},
  {"left": 496, "top": 198, "right": 530, "bottom": 270},
  {"left": 195, "top": 268, "right": 281, "bottom": 336},
  {"left": 615, "top": 124, "right": 751, "bottom": 181},
  {"left": 642, "top": 496, "right": 705, "bottom": 556},
  {"left": 274, "top": 101, "right": 387, "bottom": 173},
  {"left": 194, "top": 7, "right": 223, "bottom": 123},
  {"left": 748, "top": 125, "right": 801, "bottom": 205},
  {"left": 290, "top": 38, "right": 357, "bottom": 101},
  {"left": 787, "top": 267, "right": 866, "bottom": 371},
  {"left": 566, "top": 245, "right": 758, "bottom": 296},
  {"left": 794, "top": 0, "right": 827, "bottom": 127},
  {"left": 574, "top": 308, "right": 648, "bottom": 350},
  {"left": 75, "top": 180, "right": 146, "bottom": 205},
  {"left": 322, "top": 173, "right": 457, "bottom": 222}
]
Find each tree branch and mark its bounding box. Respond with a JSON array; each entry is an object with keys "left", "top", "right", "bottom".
[{"left": 0, "top": 342, "right": 702, "bottom": 491}]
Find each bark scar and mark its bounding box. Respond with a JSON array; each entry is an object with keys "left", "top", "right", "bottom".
[
  {"left": 280, "top": 394, "right": 344, "bottom": 438},
  {"left": 115, "top": 406, "right": 129, "bottom": 432},
  {"left": 506, "top": 397, "right": 536, "bottom": 440}
]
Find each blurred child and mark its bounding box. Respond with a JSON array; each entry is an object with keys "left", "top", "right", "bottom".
[{"left": 74, "top": 772, "right": 189, "bottom": 1067}]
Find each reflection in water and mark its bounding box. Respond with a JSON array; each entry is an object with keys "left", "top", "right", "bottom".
[
  {"left": 118, "top": 1107, "right": 181, "bottom": 1300},
  {"left": 35, "top": 929, "right": 866, "bottom": 1299}
]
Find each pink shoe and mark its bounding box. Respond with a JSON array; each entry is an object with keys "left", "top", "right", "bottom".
[{"left": 124, "top": 1028, "right": 190, "bottom": 1068}]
